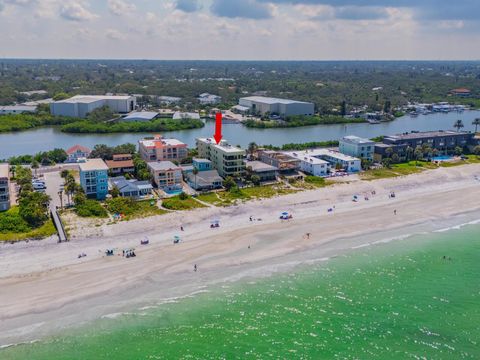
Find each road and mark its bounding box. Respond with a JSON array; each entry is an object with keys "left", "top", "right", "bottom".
[{"left": 43, "top": 171, "right": 65, "bottom": 210}]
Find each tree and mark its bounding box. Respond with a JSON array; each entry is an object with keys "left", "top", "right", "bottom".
[
  {"left": 391, "top": 153, "right": 400, "bottom": 164},
  {"left": 382, "top": 158, "right": 392, "bottom": 169},
  {"left": 405, "top": 146, "right": 414, "bottom": 161},
  {"left": 247, "top": 142, "right": 258, "bottom": 159},
  {"left": 361, "top": 158, "right": 372, "bottom": 170},
  {"left": 18, "top": 191, "right": 51, "bottom": 227},
  {"left": 251, "top": 175, "right": 261, "bottom": 186},
  {"left": 385, "top": 147, "right": 394, "bottom": 158},
  {"left": 454, "top": 146, "right": 463, "bottom": 156},
  {"left": 473, "top": 145, "right": 480, "bottom": 157},
  {"left": 383, "top": 100, "right": 391, "bottom": 114},
  {"left": 223, "top": 176, "right": 236, "bottom": 191},
  {"left": 340, "top": 100, "right": 347, "bottom": 116},
  {"left": 31, "top": 160, "right": 39, "bottom": 176},
  {"left": 110, "top": 185, "right": 120, "bottom": 198},
  {"left": 10, "top": 164, "right": 16, "bottom": 179},
  {"left": 453, "top": 119, "right": 464, "bottom": 132},
  {"left": 64, "top": 173, "right": 76, "bottom": 205},
  {"left": 90, "top": 144, "right": 114, "bottom": 160},
  {"left": 414, "top": 146, "right": 423, "bottom": 165},
  {"left": 192, "top": 167, "right": 199, "bottom": 190},
  {"left": 472, "top": 118, "right": 480, "bottom": 133},
  {"left": 53, "top": 92, "right": 70, "bottom": 101},
  {"left": 179, "top": 192, "right": 189, "bottom": 200},
  {"left": 60, "top": 169, "right": 70, "bottom": 178}
]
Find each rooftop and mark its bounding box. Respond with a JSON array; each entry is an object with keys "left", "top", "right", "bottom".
[
  {"left": 287, "top": 149, "right": 359, "bottom": 163},
  {"left": 79, "top": 159, "right": 109, "bottom": 172},
  {"left": 109, "top": 176, "right": 152, "bottom": 192},
  {"left": 139, "top": 136, "right": 187, "bottom": 149},
  {"left": 342, "top": 135, "right": 374, "bottom": 145},
  {"left": 0, "top": 105, "right": 37, "bottom": 111},
  {"left": 193, "top": 158, "right": 211, "bottom": 164},
  {"left": 123, "top": 111, "right": 158, "bottom": 121},
  {"left": 105, "top": 159, "right": 134, "bottom": 169},
  {"left": 148, "top": 161, "right": 181, "bottom": 171},
  {"left": 55, "top": 95, "right": 134, "bottom": 104},
  {"left": 197, "top": 138, "right": 245, "bottom": 154},
  {"left": 186, "top": 170, "right": 222, "bottom": 185},
  {"left": 66, "top": 144, "right": 91, "bottom": 154},
  {"left": 385, "top": 130, "right": 467, "bottom": 141},
  {"left": 245, "top": 160, "right": 278, "bottom": 172},
  {"left": 240, "top": 96, "right": 312, "bottom": 105},
  {"left": 0, "top": 163, "right": 9, "bottom": 178}
]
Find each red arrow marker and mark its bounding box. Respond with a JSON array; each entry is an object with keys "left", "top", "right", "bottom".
[{"left": 213, "top": 112, "right": 223, "bottom": 144}]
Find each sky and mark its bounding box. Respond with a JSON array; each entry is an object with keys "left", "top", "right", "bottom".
[{"left": 0, "top": 0, "right": 479, "bottom": 60}]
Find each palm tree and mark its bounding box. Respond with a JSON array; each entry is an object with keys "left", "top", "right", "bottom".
[
  {"left": 31, "top": 160, "right": 39, "bottom": 177},
  {"left": 405, "top": 146, "right": 414, "bottom": 162},
  {"left": 453, "top": 119, "right": 464, "bottom": 132},
  {"left": 192, "top": 167, "right": 199, "bottom": 190},
  {"left": 247, "top": 142, "right": 258, "bottom": 160},
  {"left": 10, "top": 164, "right": 16, "bottom": 179},
  {"left": 472, "top": 118, "right": 480, "bottom": 133}
]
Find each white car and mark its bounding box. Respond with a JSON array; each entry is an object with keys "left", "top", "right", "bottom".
[{"left": 32, "top": 182, "right": 46, "bottom": 190}]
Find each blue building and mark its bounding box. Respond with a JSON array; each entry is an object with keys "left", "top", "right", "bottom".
[
  {"left": 79, "top": 159, "right": 109, "bottom": 200},
  {"left": 192, "top": 158, "right": 212, "bottom": 172}
]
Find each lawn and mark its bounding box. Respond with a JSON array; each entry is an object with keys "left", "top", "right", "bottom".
[
  {"left": 0, "top": 206, "right": 57, "bottom": 242},
  {"left": 197, "top": 185, "right": 298, "bottom": 207},
  {"left": 106, "top": 198, "right": 167, "bottom": 220},
  {"left": 162, "top": 195, "right": 207, "bottom": 210},
  {"left": 360, "top": 161, "right": 436, "bottom": 180}
]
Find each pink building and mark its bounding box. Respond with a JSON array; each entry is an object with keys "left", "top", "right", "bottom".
[{"left": 139, "top": 135, "right": 188, "bottom": 163}]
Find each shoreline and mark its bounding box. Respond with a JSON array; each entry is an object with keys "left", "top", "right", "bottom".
[{"left": 1, "top": 164, "right": 480, "bottom": 347}]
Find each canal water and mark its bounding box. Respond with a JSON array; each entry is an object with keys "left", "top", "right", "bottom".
[{"left": 0, "top": 111, "right": 479, "bottom": 158}]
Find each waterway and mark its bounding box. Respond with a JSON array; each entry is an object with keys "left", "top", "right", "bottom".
[{"left": 0, "top": 111, "right": 479, "bottom": 158}]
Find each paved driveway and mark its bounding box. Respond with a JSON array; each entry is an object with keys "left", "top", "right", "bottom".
[{"left": 43, "top": 171, "right": 65, "bottom": 210}]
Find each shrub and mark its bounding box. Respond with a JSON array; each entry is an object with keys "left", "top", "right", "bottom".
[{"left": 75, "top": 200, "right": 108, "bottom": 218}]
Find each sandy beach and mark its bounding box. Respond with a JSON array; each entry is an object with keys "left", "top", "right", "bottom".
[{"left": 1, "top": 164, "right": 480, "bottom": 347}]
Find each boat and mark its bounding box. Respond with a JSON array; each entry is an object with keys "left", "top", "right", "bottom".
[{"left": 368, "top": 119, "right": 381, "bottom": 124}]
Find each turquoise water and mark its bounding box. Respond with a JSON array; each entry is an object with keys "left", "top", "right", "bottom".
[{"left": 3, "top": 224, "right": 480, "bottom": 359}]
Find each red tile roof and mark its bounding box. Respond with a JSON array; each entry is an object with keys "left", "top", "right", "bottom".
[{"left": 66, "top": 145, "right": 91, "bottom": 154}]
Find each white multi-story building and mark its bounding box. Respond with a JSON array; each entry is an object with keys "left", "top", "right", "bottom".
[
  {"left": 50, "top": 95, "right": 136, "bottom": 118},
  {"left": 286, "top": 151, "right": 330, "bottom": 177},
  {"left": 0, "top": 105, "right": 37, "bottom": 115},
  {"left": 339, "top": 136, "right": 375, "bottom": 161},
  {"left": 286, "top": 149, "right": 361, "bottom": 175},
  {"left": 196, "top": 138, "right": 246, "bottom": 178},
  {"left": 239, "top": 96, "right": 315, "bottom": 117}
]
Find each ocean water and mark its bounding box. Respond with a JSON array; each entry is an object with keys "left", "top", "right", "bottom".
[{"left": 2, "top": 224, "right": 480, "bottom": 359}]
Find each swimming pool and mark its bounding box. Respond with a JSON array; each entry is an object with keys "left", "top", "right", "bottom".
[
  {"left": 164, "top": 189, "right": 183, "bottom": 195},
  {"left": 432, "top": 155, "right": 453, "bottom": 161}
]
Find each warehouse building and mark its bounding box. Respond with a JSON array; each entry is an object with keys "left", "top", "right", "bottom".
[
  {"left": 238, "top": 96, "right": 314, "bottom": 118},
  {"left": 50, "top": 95, "right": 136, "bottom": 118}
]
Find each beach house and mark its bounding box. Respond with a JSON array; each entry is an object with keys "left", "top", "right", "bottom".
[
  {"left": 108, "top": 176, "right": 153, "bottom": 198},
  {"left": 66, "top": 145, "right": 91, "bottom": 163},
  {"left": 245, "top": 161, "right": 278, "bottom": 182},
  {"left": 287, "top": 149, "right": 361, "bottom": 175},
  {"left": 0, "top": 164, "right": 10, "bottom": 211},
  {"left": 105, "top": 154, "right": 135, "bottom": 176},
  {"left": 79, "top": 159, "right": 109, "bottom": 200},
  {"left": 196, "top": 138, "right": 246, "bottom": 178},
  {"left": 258, "top": 150, "right": 301, "bottom": 176},
  {"left": 148, "top": 161, "right": 183, "bottom": 192},
  {"left": 139, "top": 135, "right": 188, "bottom": 163}
]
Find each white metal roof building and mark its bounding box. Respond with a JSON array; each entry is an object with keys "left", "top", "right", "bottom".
[
  {"left": 50, "top": 95, "right": 137, "bottom": 118},
  {"left": 122, "top": 111, "right": 158, "bottom": 122},
  {"left": 173, "top": 111, "right": 201, "bottom": 120},
  {"left": 0, "top": 105, "right": 37, "bottom": 115},
  {"left": 239, "top": 96, "right": 315, "bottom": 117}
]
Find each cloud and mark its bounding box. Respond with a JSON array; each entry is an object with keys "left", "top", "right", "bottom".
[
  {"left": 60, "top": 1, "right": 97, "bottom": 22},
  {"left": 105, "top": 28, "right": 126, "bottom": 40},
  {"left": 108, "top": 0, "right": 136, "bottom": 16},
  {"left": 259, "top": 0, "right": 480, "bottom": 21},
  {"left": 175, "top": 0, "right": 201, "bottom": 13},
  {"left": 211, "top": 0, "right": 272, "bottom": 19}
]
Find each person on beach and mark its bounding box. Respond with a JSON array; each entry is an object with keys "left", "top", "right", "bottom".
[
  {"left": 181, "top": 226, "right": 184, "bottom": 231},
  {"left": 194, "top": 264, "right": 197, "bottom": 272},
  {"left": 394, "top": 209, "right": 397, "bottom": 215},
  {"left": 250, "top": 216, "right": 253, "bottom": 221}
]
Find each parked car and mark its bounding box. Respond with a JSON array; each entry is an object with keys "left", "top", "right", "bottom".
[{"left": 32, "top": 182, "right": 46, "bottom": 190}]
